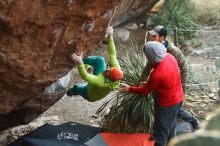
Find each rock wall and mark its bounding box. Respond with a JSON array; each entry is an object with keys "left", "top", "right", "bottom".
[
  {"left": 113, "top": 0, "right": 159, "bottom": 25},
  {"left": 0, "top": 0, "right": 159, "bottom": 131}
]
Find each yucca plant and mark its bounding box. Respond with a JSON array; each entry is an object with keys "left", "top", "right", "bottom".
[
  {"left": 96, "top": 38, "right": 154, "bottom": 133},
  {"left": 151, "top": 0, "right": 196, "bottom": 44}
]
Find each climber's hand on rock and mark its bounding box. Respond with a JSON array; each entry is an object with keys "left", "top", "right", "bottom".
[
  {"left": 105, "top": 26, "right": 113, "bottom": 38},
  {"left": 71, "top": 53, "right": 83, "bottom": 65},
  {"left": 108, "top": 26, "right": 113, "bottom": 36}
]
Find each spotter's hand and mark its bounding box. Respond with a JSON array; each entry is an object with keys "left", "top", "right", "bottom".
[{"left": 118, "top": 83, "right": 130, "bottom": 93}]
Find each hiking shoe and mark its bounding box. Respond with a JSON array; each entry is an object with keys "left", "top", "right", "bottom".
[
  {"left": 66, "top": 85, "right": 78, "bottom": 96},
  {"left": 191, "top": 120, "right": 202, "bottom": 130}
]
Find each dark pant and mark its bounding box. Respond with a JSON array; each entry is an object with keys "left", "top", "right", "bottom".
[
  {"left": 178, "top": 105, "right": 196, "bottom": 124},
  {"left": 153, "top": 102, "right": 182, "bottom": 146}
]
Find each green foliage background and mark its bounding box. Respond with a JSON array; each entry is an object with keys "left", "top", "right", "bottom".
[{"left": 151, "top": 0, "right": 196, "bottom": 44}]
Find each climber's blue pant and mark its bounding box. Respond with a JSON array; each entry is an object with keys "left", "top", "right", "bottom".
[
  {"left": 66, "top": 56, "right": 106, "bottom": 101},
  {"left": 83, "top": 56, "right": 106, "bottom": 76}
]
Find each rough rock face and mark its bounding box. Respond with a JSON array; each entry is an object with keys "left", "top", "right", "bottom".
[
  {"left": 0, "top": 0, "right": 159, "bottom": 131},
  {"left": 113, "top": 0, "right": 160, "bottom": 25}
]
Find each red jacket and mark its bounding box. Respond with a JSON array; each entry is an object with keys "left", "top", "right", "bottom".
[{"left": 129, "top": 53, "right": 184, "bottom": 107}]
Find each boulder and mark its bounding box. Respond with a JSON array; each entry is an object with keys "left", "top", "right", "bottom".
[{"left": 0, "top": 0, "right": 160, "bottom": 131}]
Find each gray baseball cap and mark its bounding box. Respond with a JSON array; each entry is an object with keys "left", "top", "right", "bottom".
[
  {"left": 143, "top": 41, "right": 166, "bottom": 64},
  {"left": 149, "top": 25, "right": 165, "bottom": 36}
]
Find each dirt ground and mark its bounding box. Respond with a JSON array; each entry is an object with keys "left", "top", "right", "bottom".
[{"left": 40, "top": 92, "right": 113, "bottom": 127}]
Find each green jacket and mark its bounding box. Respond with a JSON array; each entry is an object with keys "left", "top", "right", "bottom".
[
  {"left": 78, "top": 36, "right": 120, "bottom": 101},
  {"left": 140, "top": 40, "right": 189, "bottom": 87},
  {"left": 167, "top": 41, "right": 189, "bottom": 85}
]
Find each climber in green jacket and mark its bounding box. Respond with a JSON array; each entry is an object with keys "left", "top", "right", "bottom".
[{"left": 66, "top": 27, "right": 123, "bottom": 102}]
